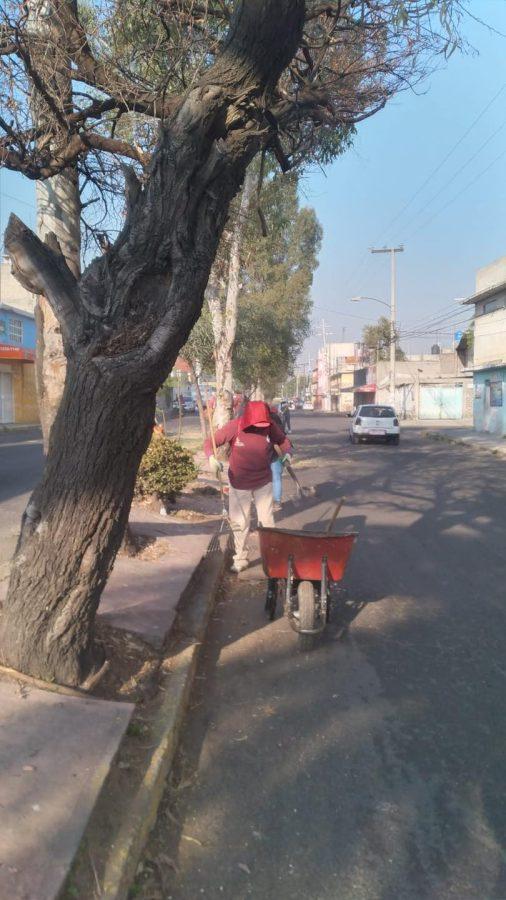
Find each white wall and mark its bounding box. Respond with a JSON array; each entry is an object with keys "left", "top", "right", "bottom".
[
  {"left": 0, "top": 261, "right": 36, "bottom": 314},
  {"left": 476, "top": 255, "right": 506, "bottom": 293},
  {"left": 474, "top": 307, "right": 506, "bottom": 369}
]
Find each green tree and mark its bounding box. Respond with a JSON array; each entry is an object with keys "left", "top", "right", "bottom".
[
  {"left": 234, "top": 173, "right": 321, "bottom": 395},
  {"left": 180, "top": 306, "right": 215, "bottom": 438},
  {"left": 362, "top": 316, "right": 406, "bottom": 362}
]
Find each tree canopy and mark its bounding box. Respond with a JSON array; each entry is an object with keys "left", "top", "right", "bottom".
[
  {"left": 234, "top": 172, "right": 321, "bottom": 395},
  {"left": 1, "top": 0, "right": 469, "bottom": 243},
  {"left": 362, "top": 316, "right": 406, "bottom": 361}
]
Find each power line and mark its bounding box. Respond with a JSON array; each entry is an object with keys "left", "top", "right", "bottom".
[
  {"left": 408, "top": 147, "right": 506, "bottom": 239},
  {"left": 400, "top": 315, "right": 473, "bottom": 340},
  {"left": 381, "top": 82, "right": 506, "bottom": 241},
  {"left": 403, "top": 301, "right": 469, "bottom": 332},
  {"left": 0, "top": 191, "right": 36, "bottom": 210},
  {"left": 311, "top": 303, "right": 371, "bottom": 321},
  {"left": 401, "top": 119, "right": 506, "bottom": 237},
  {"left": 338, "top": 83, "right": 506, "bottom": 294}
]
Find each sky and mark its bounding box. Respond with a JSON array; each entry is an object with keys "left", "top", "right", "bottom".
[
  {"left": 0, "top": 2, "right": 505, "bottom": 368},
  {"left": 300, "top": 0, "right": 506, "bottom": 366}
]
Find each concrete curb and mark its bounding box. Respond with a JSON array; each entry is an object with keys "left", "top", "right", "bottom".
[
  {"left": 62, "top": 534, "right": 228, "bottom": 900},
  {"left": 0, "top": 422, "right": 40, "bottom": 432},
  {"left": 425, "top": 430, "right": 506, "bottom": 459}
]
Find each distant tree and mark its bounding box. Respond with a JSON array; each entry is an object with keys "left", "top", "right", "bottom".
[
  {"left": 362, "top": 316, "right": 406, "bottom": 362},
  {"left": 234, "top": 173, "right": 321, "bottom": 395},
  {"left": 206, "top": 166, "right": 257, "bottom": 427},
  {"left": 180, "top": 307, "right": 215, "bottom": 439}
]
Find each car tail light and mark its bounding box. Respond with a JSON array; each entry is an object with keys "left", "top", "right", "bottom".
[
  {"left": 393, "top": 418, "right": 399, "bottom": 426},
  {"left": 355, "top": 417, "right": 362, "bottom": 425}
]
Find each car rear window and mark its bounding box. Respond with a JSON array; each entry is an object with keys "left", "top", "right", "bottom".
[{"left": 359, "top": 406, "right": 395, "bottom": 418}]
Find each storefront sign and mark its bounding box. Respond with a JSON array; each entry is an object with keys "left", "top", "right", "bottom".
[{"left": 0, "top": 344, "right": 35, "bottom": 361}]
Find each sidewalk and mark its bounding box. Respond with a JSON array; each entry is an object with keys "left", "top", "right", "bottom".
[
  {"left": 403, "top": 419, "right": 506, "bottom": 458},
  {"left": 0, "top": 475, "right": 225, "bottom": 900}
]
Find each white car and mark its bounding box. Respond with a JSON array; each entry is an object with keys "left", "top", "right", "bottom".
[
  {"left": 302, "top": 400, "right": 314, "bottom": 411},
  {"left": 349, "top": 404, "right": 400, "bottom": 445}
]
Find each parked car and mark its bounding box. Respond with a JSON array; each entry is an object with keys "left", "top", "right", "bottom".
[
  {"left": 173, "top": 396, "right": 197, "bottom": 414},
  {"left": 349, "top": 404, "right": 400, "bottom": 444},
  {"left": 302, "top": 400, "right": 314, "bottom": 411}
]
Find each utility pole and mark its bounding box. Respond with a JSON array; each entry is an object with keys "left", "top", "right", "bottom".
[
  {"left": 319, "top": 318, "right": 333, "bottom": 412},
  {"left": 370, "top": 246, "right": 404, "bottom": 406}
]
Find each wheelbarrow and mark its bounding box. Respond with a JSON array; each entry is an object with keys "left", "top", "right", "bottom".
[{"left": 259, "top": 511, "right": 357, "bottom": 650}]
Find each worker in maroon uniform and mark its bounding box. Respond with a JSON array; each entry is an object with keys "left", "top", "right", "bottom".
[{"left": 205, "top": 400, "right": 292, "bottom": 573}]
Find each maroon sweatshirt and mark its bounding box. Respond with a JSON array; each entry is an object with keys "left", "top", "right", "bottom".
[{"left": 205, "top": 420, "right": 292, "bottom": 490}]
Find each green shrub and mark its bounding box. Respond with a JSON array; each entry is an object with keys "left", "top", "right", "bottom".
[{"left": 135, "top": 434, "right": 198, "bottom": 500}]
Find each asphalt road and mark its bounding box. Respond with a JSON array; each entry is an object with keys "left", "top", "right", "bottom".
[
  {"left": 139, "top": 412, "right": 506, "bottom": 900},
  {"left": 0, "top": 428, "right": 43, "bottom": 573}
]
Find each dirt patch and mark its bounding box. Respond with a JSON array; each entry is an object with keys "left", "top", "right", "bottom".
[
  {"left": 92, "top": 622, "right": 161, "bottom": 704},
  {"left": 119, "top": 528, "right": 171, "bottom": 561},
  {"left": 164, "top": 480, "right": 222, "bottom": 521}
]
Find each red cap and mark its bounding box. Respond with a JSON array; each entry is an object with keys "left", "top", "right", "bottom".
[{"left": 240, "top": 400, "right": 271, "bottom": 430}]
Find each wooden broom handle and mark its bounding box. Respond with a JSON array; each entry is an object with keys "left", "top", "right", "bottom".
[{"left": 327, "top": 498, "right": 345, "bottom": 533}]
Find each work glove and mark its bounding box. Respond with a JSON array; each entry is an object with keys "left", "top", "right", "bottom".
[
  {"left": 280, "top": 453, "right": 292, "bottom": 467},
  {"left": 209, "top": 455, "right": 224, "bottom": 477}
]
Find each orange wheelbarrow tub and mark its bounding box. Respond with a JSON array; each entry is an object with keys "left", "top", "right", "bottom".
[{"left": 258, "top": 525, "right": 358, "bottom": 650}]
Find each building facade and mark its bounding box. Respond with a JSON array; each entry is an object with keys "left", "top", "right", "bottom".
[
  {"left": 323, "top": 342, "right": 362, "bottom": 412},
  {"left": 351, "top": 352, "right": 472, "bottom": 420},
  {"left": 464, "top": 255, "right": 506, "bottom": 437},
  {"left": 0, "top": 262, "right": 39, "bottom": 425}
]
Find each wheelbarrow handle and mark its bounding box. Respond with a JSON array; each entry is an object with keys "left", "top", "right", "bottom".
[{"left": 327, "top": 498, "right": 345, "bottom": 533}]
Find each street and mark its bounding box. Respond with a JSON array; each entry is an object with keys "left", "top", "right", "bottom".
[
  {"left": 139, "top": 412, "right": 506, "bottom": 900},
  {"left": 0, "top": 429, "right": 43, "bottom": 576}
]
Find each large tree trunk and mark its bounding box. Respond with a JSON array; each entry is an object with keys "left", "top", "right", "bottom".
[
  {"left": 0, "top": 0, "right": 306, "bottom": 686},
  {"left": 213, "top": 353, "right": 234, "bottom": 427},
  {"left": 208, "top": 166, "right": 256, "bottom": 428},
  {"left": 35, "top": 170, "right": 81, "bottom": 450},
  {"left": 0, "top": 359, "right": 154, "bottom": 685},
  {"left": 27, "top": 0, "right": 82, "bottom": 450}
]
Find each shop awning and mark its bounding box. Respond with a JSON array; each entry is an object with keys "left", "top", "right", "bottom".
[{"left": 353, "top": 383, "right": 376, "bottom": 393}]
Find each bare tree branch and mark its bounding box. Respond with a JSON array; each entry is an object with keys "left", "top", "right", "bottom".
[{"left": 4, "top": 214, "right": 81, "bottom": 342}]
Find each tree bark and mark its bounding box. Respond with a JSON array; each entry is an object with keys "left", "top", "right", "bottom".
[
  {"left": 208, "top": 166, "right": 256, "bottom": 428},
  {"left": 0, "top": 0, "right": 306, "bottom": 686},
  {"left": 27, "top": 0, "right": 82, "bottom": 451},
  {"left": 35, "top": 170, "right": 81, "bottom": 451},
  {"left": 0, "top": 359, "right": 154, "bottom": 684}
]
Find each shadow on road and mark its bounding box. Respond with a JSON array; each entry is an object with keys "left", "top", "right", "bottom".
[{"left": 139, "top": 421, "right": 506, "bottom": 899}]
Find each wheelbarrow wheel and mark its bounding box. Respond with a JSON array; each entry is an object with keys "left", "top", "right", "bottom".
[{"left": 298, "top": 581, "right": 316, "bottom": 651}]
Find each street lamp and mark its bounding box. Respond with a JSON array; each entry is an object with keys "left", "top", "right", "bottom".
[
  {"left": 349, "top": 249, "right": 402, "bottom": 407},
  {"left": 350, "top": 295, "right": 389, "bottom": 308}
]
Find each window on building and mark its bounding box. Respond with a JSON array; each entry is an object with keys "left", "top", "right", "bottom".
[
  {"left": 490, "top": 379, "right": 503, "bottom": 408},
  {"left": 8, "top": 318, "right": 23, "bottom": 343}
]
